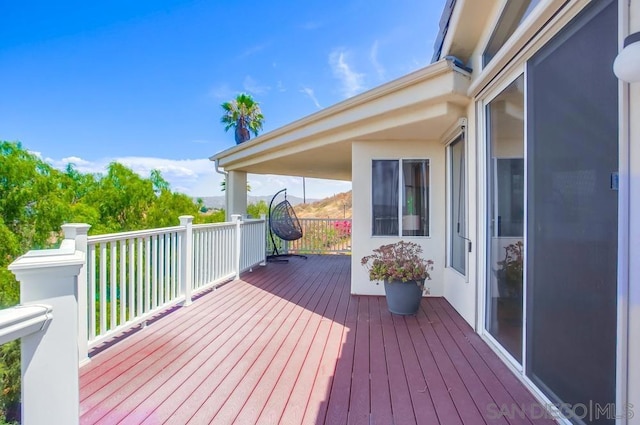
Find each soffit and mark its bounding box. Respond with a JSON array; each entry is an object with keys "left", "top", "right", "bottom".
[
  {"left": 440, "top": 0, "right": 498, "bottom": 64},
  {"left": 211, "top": 59, "right": 471, "bottom": 181}
]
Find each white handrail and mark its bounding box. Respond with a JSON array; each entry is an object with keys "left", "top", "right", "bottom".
[
  {"left": 82, "top": 216, "right": 267, "bottom": 349},
  {"left": 0, "top": 305, "right": 52, "bottom": 346}
]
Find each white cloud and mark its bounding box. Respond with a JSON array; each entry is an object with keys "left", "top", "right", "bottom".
[
  {"left": 237, "top": 42, "right": 270, "bottom": 59},
  {"left": 300, "top": 86, "right": 322, "bottom": 109},
  {"left": 248, "top": 175, "right": 351, "bottom": 200},
  {"left": 329, "top": 48, "right": 365, "bottom": 98},
  {"left": 48, "top": 155, "right": 223, "bottom": 196},
  {"left": 209, "top": 83, "right": 234, "bottom": 100},
  {"left": 243, "top": 75, "right": 271, "bottom": 95},
  {"left": 370, "top": 40, "right": 385, "bottom": 80},
  {"left": 46, "top": 155, "right": 351, "bottom": 199},
  {"left": 276, "top": 81, "right": 286, "bottom": 92}
]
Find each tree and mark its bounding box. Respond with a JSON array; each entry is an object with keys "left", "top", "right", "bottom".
[
  {"left": 247, "top": 200, "right": 269, "bottom": 218},
  {"left": 220, "top": 93, "right": 264, "bottom": 144},
  {"left": 220, "top": 180, "right": 251, "bottom": 192}
]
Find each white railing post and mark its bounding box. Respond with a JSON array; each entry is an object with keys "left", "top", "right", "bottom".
[
  {"left": 62, "top": 223, "right": 91, "bottom": 366},
  {"left": 179, "top": 216, "right": 193, "bottom": 307},
  {"left": 260, "top": 214, "right": 268, "bottom": 265},
  {"left": 9, "top": 244, "right": 84, "bottom": 425},
  {"left": 232, "top": 214, "right": 242, "bottom": 280}
]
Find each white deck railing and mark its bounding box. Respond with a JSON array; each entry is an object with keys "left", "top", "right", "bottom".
[
  {"left": 5, "top": 240, "right": 85, "bottom": 424},
  {"left": 286, "top": 218, "right": 352, "bottom": 254},
  {"left": 82, "top": 215, "right": 266, "bottom": 351}
]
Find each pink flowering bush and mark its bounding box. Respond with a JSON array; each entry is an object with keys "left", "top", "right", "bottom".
[
  {"left": 333, "top": 220, "right": 352, "bottom": 238},
  {"left": 361, "top": 241, "right": 433, "bottom": 284}
]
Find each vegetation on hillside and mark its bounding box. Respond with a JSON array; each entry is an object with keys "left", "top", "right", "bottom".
[
  {"left": 0, "top": 141, "right": 231, "bottom": 422},
  {"left": 294, "top": 191, "right": 352, "bottom": 219}
]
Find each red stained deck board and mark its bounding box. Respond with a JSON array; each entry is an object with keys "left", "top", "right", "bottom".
[
  {"left": 160, "top": 261, "right": 326, "bottom": 423},
  {"left": 415, "top": 300, "right": 489, "bottom": 425},
  {"left": 431, "top": 299, "right": 556, "bottom": 425},
  {"left": 78, "top": 255, "right": 556, "bottom": 425},
  {"left": 368, "top": 297, "right": 394, "bottom": 425},
  {"left": 321, "top": 278, "right": 359, "bottom": 425},
  {"left": 89, "top": 267, "right": 309, "bottom": 424},
  {"left": 254, "top": 258, "right": 348, "bottom": 425},
  {"left": 205, "top": 261, "right": 341, "bottom": 424},
  {"left": 346, "top": 293, "right": 371, "bottom": 425},
  {"left": 390, "top": 313, "right": 440, "bottom": 425},
  {"left": 422, "top": 300, "right": 509, "bottom": 425},
  {"left": 294, "top": 262, "right": 352, "bottom": 425},
  {"left": 379, "top": 299, "right": 419, "bottom": 425},
  {"left": 83, "top": 260, "right": 308, "bottom": 423}
]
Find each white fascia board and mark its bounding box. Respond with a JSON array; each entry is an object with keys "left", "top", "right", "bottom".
[{"left": 213, "top": 60, "right": 470, "bottom": 170}]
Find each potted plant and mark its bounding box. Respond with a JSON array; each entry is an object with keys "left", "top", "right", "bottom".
[
  {"left": 495, "top": 241, "right": 523, "bottom": 299},
  {"left": 361, "top": 240, "right": 434, "bottom": 315}
]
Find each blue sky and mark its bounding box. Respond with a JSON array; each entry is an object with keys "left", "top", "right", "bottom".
[{"left": 1, "top": 0, "right": 446, "bottom": 199}]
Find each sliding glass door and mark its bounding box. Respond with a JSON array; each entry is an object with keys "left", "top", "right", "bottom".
[
  {"left": 483, "top": 0, "right": 618, "bottom": 420},
  {"left": 485, "top": 76, "right": 525, "bottom": 363},
  {"left": 526, "top": 0, "right": 617, "bottom": 418}
]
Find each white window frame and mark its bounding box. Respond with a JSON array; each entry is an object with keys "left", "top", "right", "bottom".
[
  {"left": 371, "top": 158, "right": 431, "bottom": 238},
  {"left": 477, "top": 65, "right": 527, "bottom": 373},
  {"left": 446, "top": 131, "right": 469, "bottom": 279}
]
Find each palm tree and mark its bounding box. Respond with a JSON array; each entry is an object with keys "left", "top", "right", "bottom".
[{"left": 220, "top": 93, "right": 264, "bottom": 144}]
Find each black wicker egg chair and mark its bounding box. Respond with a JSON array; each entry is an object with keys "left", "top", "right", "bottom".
[{"left": 268, "top": 188, "right": 307, "bottom": 262}]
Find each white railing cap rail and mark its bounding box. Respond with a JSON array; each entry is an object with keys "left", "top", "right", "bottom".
[
  {"left": 193, "top": 222, "right": 237, "bottom": 230},
  {"left": 87, "top": 225, "right": 184, "bottom": 243},
  {"left": 0, "top": 304, "right": 52, "bottom": 346},
  {"left": 8, "top": 241, "right": 84, "bottom": 273}
]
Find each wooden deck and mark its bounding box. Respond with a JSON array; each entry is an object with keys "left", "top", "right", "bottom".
[{"left": 80, "top": 255, "right": 555, "bottom": 425}]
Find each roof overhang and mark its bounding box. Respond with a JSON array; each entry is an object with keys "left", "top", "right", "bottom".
[{"left": 210, "top": 58, "right": 471, "bottom": 181}]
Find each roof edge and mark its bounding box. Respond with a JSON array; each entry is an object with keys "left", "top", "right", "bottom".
[{"left": 211, "top": 58, "right": 467, "bottom": 162}]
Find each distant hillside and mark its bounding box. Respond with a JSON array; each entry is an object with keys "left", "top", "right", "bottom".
[
  {"left": 294, "top": 191, "right": 352, "bottom": 219},
  {"left": 196, "top": 194, "right": 311, "bottom": 209},
  {"left": 196, "top": 191, "right": 352, "bottom": 219}
]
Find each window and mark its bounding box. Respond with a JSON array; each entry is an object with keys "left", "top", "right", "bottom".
[
  {"left": 372, "top": 159, "right": 429, "bottom": 237},
  {"left": 483, "top": 0, "right": 542, "bottom": 66},
  {"left": 449, "top": 135, "right": 466, "bottom": 275}
]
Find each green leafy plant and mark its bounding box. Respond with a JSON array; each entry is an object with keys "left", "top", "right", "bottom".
[
  {"left": 496, "top": 241, "right": 523, "bottom": 297},
  {"left": 361, "top": 240, "right": 433, "bottom": 283}
]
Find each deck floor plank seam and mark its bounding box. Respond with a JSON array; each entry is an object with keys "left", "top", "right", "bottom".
[
  {"left": 431, "top": 299, "right": 556, "bottom": 425},
  {"left": 82, "top": 259, "right": 311, "bottom": 423},
  {"left": 415, "top": 300, "right": 488, "bottom": 425},
  {"left": 295, "top": 261, "right": 353, "bottom": 425},
  {"left": 162, "top": 260, "right": 327, "bottom": 424},
  {"left": 255, "top": 257, "right": 348, "bottom": 425},
  {"left": 77, "top": 256, "right": 555, "bottom": 425},
  {"left": 208, "top": 258, "right": 344, "bottom": 424}
]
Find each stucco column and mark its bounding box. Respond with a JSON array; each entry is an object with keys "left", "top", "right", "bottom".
[
  {"left": 226, "top": 170, "right": 247, "bottom": 220},
  {"left": 626, "top": 0, "right": 640, "bottom": 420}
]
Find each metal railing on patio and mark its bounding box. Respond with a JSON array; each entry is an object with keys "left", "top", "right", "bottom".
[{"left": 270, "top": 218, "right": 352, "bottom": 255}]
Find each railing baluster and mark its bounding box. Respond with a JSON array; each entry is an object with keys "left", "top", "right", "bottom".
[
  {"left": 145, "top": 237, "right": 151, "bottom": 313},
  {"left": 88, "top": 245, "right": 96, "bottom": 340},
  {"left": 137, "top": 237, "right": 143, "bottom": 317},
  {"left": 128, "top": 239, "right": 134, "bottom": 322},
  {"left": 120, "top": 240, "right": 126, "bottom": 326},
  {"left": 83, "top": 218, "right": 268, "bottom": 350},
  {"left": 99, "top": 243, "right": 107, "bottom": 335},
  {"left": 110, "top": 242, "right": 117, "bottom": 330}
]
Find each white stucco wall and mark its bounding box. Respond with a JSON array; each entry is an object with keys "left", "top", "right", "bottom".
[
  {"left": 351, "top": 140, "right": 446, "bottom": 297},
  {"left": 443, "top": 107, "right": 477, "bottom": 328}
]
